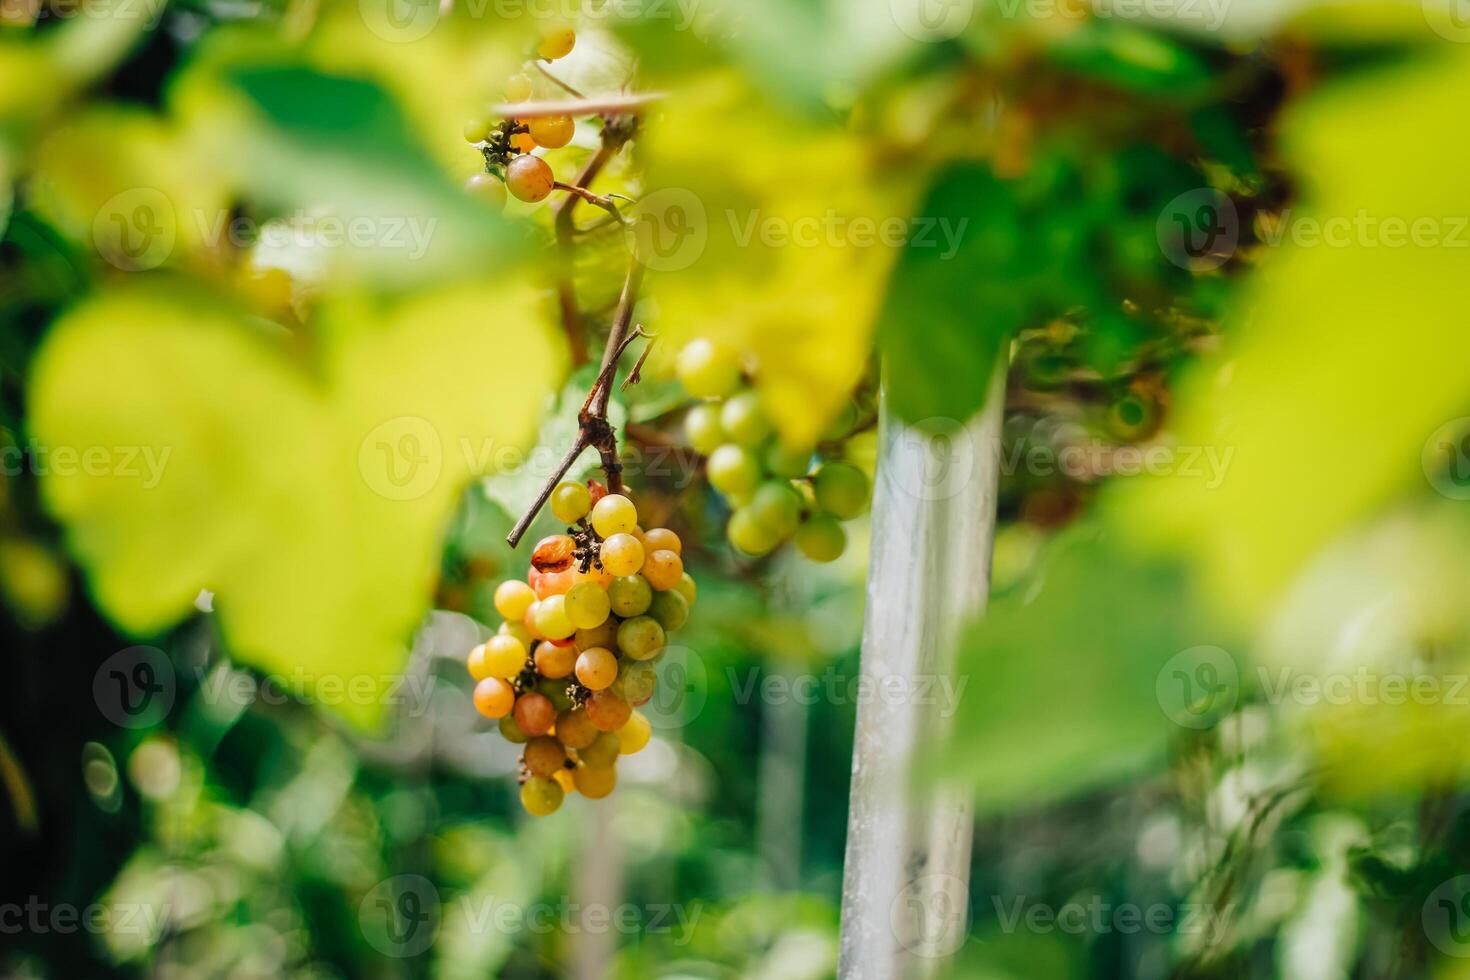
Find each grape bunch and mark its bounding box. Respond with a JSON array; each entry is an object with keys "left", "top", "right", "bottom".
[
  {"left": 676, "top": 338, "right": 871, "bottom": 562},
  {"left": 461, "top": 26, "right": 579, "bottom": 208},
  {"left": 465, "top": 481, "right": 693, "bottom": 816}
]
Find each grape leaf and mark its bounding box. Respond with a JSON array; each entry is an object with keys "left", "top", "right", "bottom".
[{"left": 29, "top": 280, "right": 560, "bottom": 728}]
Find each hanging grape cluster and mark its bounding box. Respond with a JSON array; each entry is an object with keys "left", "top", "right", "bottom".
[
  {"left": 676, "top": 338, "right": 872, "bottom": 562},
  {"left": 462, "top": 26, "right": 580, "bottom": 208},
  {"left": 466, "top": 481, "right": 693, "bottom": 816}
]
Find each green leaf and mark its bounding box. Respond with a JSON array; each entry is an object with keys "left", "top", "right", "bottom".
[
  {"left": 940, "top": 527, "right": 1231, "bottom": 813},
  {"left": 29, "top": 280, "right": 561, "bottom": 728}
]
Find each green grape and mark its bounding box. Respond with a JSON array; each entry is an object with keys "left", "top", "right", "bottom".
[
  {"left": 676, "top": 338, "right": 741, "bottom": 399},
  {"left": 765, "top": 441, "right": 813, "bottom": 478},
  {"left": 537, "top": 677, "right": 573, "bottom": 713},
  {"left": 727, "top": 506, "right": 780, "bottom": 556},
  {"left": 564, "top": 581, "right": 611, "bottom": 629},
  {"left": 533, "top": 593, "right": 576, "bottom": 639},
  {"left": 574, "top": 762, "right": 617, "bottom": 798},
  {"left": 499, "top": 713, "right": 529, "bottom": 744},
  {"left": 579, "top": 730, "right": 620, "bottom": 768},
  {"left": 719, "top": 391, "right": 772, "bottom": 447},
  {"left": 576, "top": 620, "right": 618, "bottom": 651},
  {"left": 616, "top": 659, "right": 657, "bottom": 704},
  {"left": 823, "top": 399, "right": 858, "bottom": 441},
  {"left": 617, "top": 616, "right": 666, "bottom": 661},
  {"left": 463, "top": 113, "right": 493, "bottom": 143},
  {"left": 675, "top": 572, "right": 697, "bottom": 606},
  {"left": 465, "top": 173, "right": 507, "bottom": 210},
  {"left": 708, "top": 444, "right": 760, "bottom": 497},
  {"left": 685, "top": 403, "right": 726, "bottom": 455},
  {"left": 550, "top": 481, "right": 592, "bottom": 523},
  {"left": 813, "top": 462, "right": 869, "bottom": 520},
  {"left": 750, "top": 480, "right": 802, "bottom": 538},
  {"left": 608, "top": 575, "right": 653, "bottom": 617},
  {"left": 796, "top": 515, "right": 846, "bottom": 562},
  {"left": 649, "top": 588, "right": 689, "bottom": 631},
  {"left": 520, "top": 776, "right": 564, "bottom": 816}
]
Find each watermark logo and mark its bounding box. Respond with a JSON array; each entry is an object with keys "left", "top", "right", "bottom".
[
  {"left": 1156, "top": 645, "right": 1237, "bottom": 729},
  {"left": 890, "top": 0, "right": 973, "bottom": 42},
  {"left": 1424, "top": 876, "right": 1470, "bottom": 957},
  {"left": 1425, "top": 0, "right": 1470, "bottom": 43},
  {"left": 892, "top": 872, "right": 971, "bottom": 958},
  {"left": 641, "top": 643, "right": 709, "bottom": 730},
  {"left": 94, "top": 646, "right": 175, "bottom": 729},
  {"left": 887, "top": 417, "right": 978, "bottom": 502},
  {"left": 360, "top": 875, "right": 441, "bottom": 957},
  {"left": 1157, "top": 188, "right": 1238, "bottom": 271},
  {"left": 628, "top": 188, "right": 708, "bottom": 272},
  {"left": 359, "top": 0, "right": 442, "bottom": 42},
  {"left": 1424, "top": 417, "right": 1470, "bottom": 500},
  {"left": 93, "top": 188, "right": 175, "bottom": 271},
  {"left": 359, "top": 416, "right": 443, "bottom": 501}
]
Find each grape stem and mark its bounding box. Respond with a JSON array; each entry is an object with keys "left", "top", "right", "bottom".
[
  {"left": 506, "top": 260, "right": 646, "bottom": 548},
  {"left": 534, "top": 62, "right": 585, "bottom": 99}
]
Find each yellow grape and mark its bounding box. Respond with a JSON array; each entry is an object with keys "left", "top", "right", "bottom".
[
  {"left": 675, "top": 573, "right": 697, "bottom": 606},
  {"left": 565, "top": 581, "right": 611, "bottom": 629},
  {"left": 600, "top": 533, "right": 645, "bottom": 577},
  {"left": 534, "top": 640, "right": 576, "bottom": 679},
  {"left": 484, "top": 634, "right": 528, "bottom": 679},
  {"left": 573, "top": 764, "right": 616, "bottom": 799},
  {"left": 616, "top": 711, "right": 652, "bottom": 755},
  {"left": 590, "top": 494, "right": 638, "bottom": 537},
  {"left": 529, "top": 114, "right": 574, "bottom": 149},
  {"left": 642, "top": 549, "right": 683, "bottom": 591},
  {"left": 537, "top": 26, "right": 575, "bottom": 60},
  {"left": 533, "top": 594, "right": 576, "bottom": 640},
  {"left": 550, "top": 481, "right": 592, "bottom": 523},
  {"left": 555, "top": 708, "right": 599, "bottom": 749},
  {"left": 473, "top": 678, "right": 515, "bottom": 719},
  {"left": 579, "top": 731, "right": 620, "bottom": 767},
  {"left": 495, "top": 580, "right": 536, "bottom": 621},
  {"left": 521, "top": 776, "right": 563, "bottom": 816},
  {"left": 466, "top": 643, "right": 490, "bottom": 681},
  {"left": 504, "top": 73, "right": 534, "bottom": 101},
  {"left": 642, "top": 527, "right": 681, "bottom": 555},
  {"left": 553, "top": 769, "right": 576, "bottom": 794}
]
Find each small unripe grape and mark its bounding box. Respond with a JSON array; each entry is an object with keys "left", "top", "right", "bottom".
[
  {"left": 553, "top": 769, "right": 576, "bottom": 794},
  {"left": 642, "top": 549, "right": 683, "bottom": 592},
  {"left": 484, "top": 634, "right": 529, "bottom": 678},
  {"left": 550, "top": 481, "right": 592, "bottom": 523},
  {"left": 514, "top": 692, "right": 556, "bottom": 735},
  {"left": 642, "top": 527, "right": 681, "bottom": 555},
  {"left": 649, "top": 588, "right": 688, "bottom": 631},
  {"left": 467, "top": 643, "right": 490, "bottom": 681},
  {"left": 564, "top": 581, "right": 611, "bottom": 630},
  {"left": 617, "top": 616, "right": 665, "bottom": 661},
  {"left": 616, "top": 711, "right": 652, "bottom": 755},
  {"left": 529, "top": 114, "right": 574, "bottom": 148},
  {"left": 720, "top": 391, "right": 771, "bottom": 447},
  {"left": 495, "top": 580, "right": 536, "bottom": 621},
  {"left": 750, "top": 481, "right": 802, "bottom": 538},
  {"left": 585, "top": 689, "right": 632, "bottom": 731},
  {"left": 579, "top": 730, "right": 621, "bottom": 768},
  {"left": 510, "top": 131, "right": 537, "bottom": 153},
  {"left": 504, "top": 73, "right": 534, "bottom": 101},
  {"left": 814, "top": 462, "right": 868, "bottom": 519},
  {"left": 575, "top": 647, "right": 618, "bottom": 691},
  {"left": 591, "top": 494, "right": 638, "bottom": 537},
  {"left": 685, "top": 403, "right": 726, "bottom": 455},
  {"left": 675, "top": 573, "right": 697, "bottom": 606},
  {"left": 608, "top": 575, "right": 653, "bottom": 617},
  {"left": 506, "top": 153, "right": 554, "bottom": 202},
  {"left": 576, "top": 620, "right": 619, "bottom": 651},
  {"left": 473, "top": 677, "right": 515, "bottom": 719},
  {"left": 534, "top": 639, "right": 576, "bottom": 679},
  {"left": 796, "top": 515, "right": 846, "bottom": 562},
  {"left": 765, "top": 441, "right": 813, "bottom": 478},
  {"left": 616, "top": 660, "right": 657, "bottom": 705},
  {"left": 537, "top": 677, "right": 573, "bottom": 713},
  {"left": 573, "top": 763, "right": 616, "bottom": 798},
  {"left": 465, "top": 173, "right": 507, "bottom": 210},
  {"left": 728, "top": 506, "right": 780, "bottom": 556},
  {"left": 524, "top": 735, "right": 566, "bottom": 777},
  {"left": 533, "top": 593, "right": 576, "bottom": 640},
  {"left": 676, "top": 339, "right": 741, "bottom": 398},
  {"left": 708, "top": 444, "right": 760, "bottom": 497},
  {"left": 520, "top": 776, "right": 563, "bottom": 816},
  {"left": 499, "top": 713, "right": 528, "bottom": 743},
  {"left": 537, "top": 26, "right": 576, "bottom": 60},
  {"left": 463, "top": 113, "right": 493, "bottom": 143},
  {"left": 555, "top": 708, "right": 598, "bottom": 749},
  {"left": 600, "top": 533, "right": 645, "bottom": 577}
]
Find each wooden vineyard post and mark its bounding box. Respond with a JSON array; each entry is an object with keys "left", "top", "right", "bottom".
[{"left": 837, "top": 362, "right": 1006, "bottom": 978}]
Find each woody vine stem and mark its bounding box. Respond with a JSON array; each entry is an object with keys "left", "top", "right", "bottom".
[{"left": 505, "top": 106, "right": 648, "bottom": 549}]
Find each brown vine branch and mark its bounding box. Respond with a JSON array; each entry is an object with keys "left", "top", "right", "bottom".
[{"left": 506, "top": 260, "right": 646, "bottom": 548}]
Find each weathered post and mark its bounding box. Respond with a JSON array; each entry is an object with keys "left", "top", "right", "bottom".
[{"left": 837, "top": 363, "right": 1006, "bottom": 977}]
